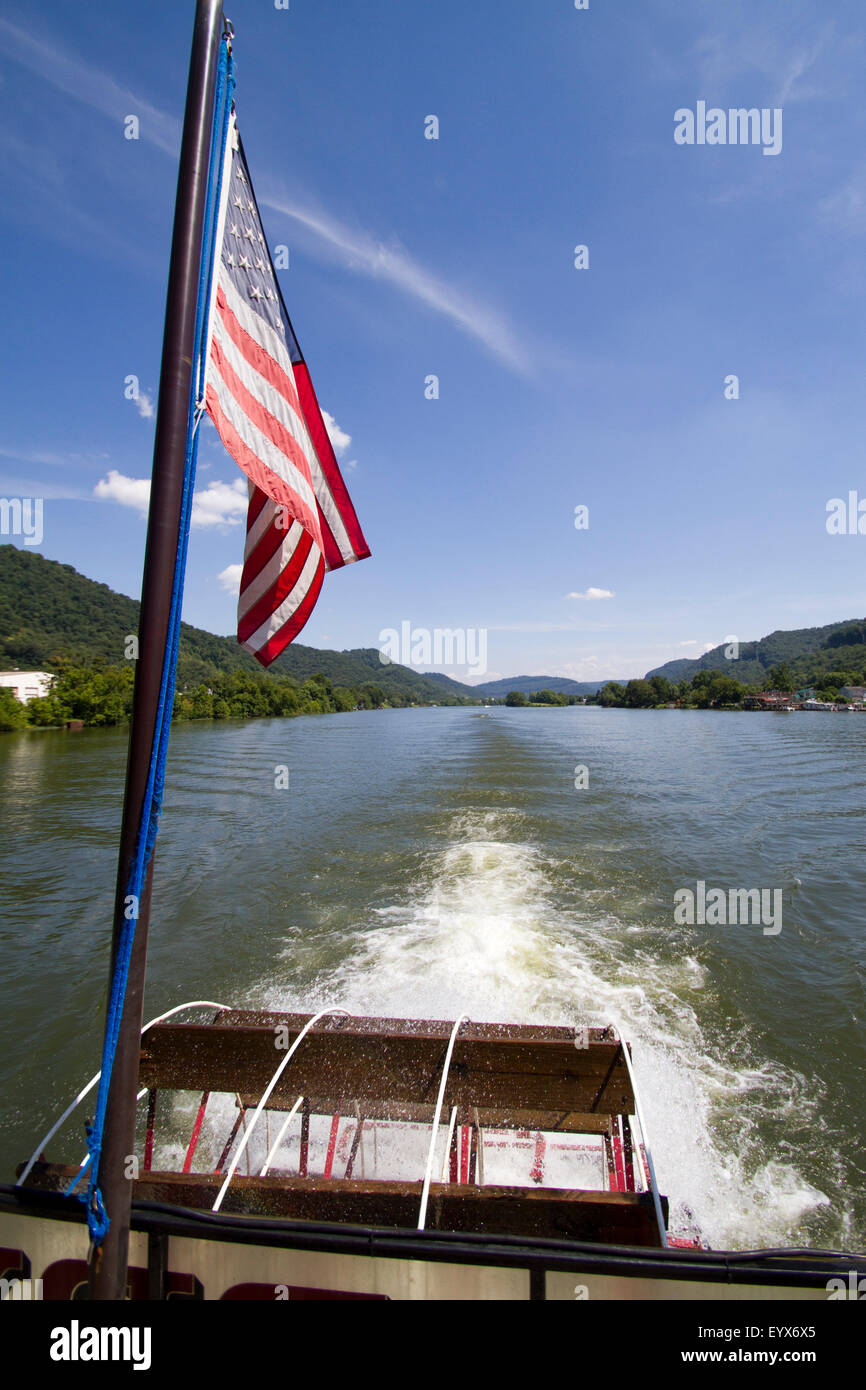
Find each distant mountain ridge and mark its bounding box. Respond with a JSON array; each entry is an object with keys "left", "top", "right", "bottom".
[
  {"left": 470, "top": 675, "right": 615, "bottom": 697},
  {"left": 0, "top": 546, "right": 478, "bottom": 703},
  {"left": 6, "top": 546, "right": 861, "bottom": 705},
  {"left": 645, "top": 619, "right": 866, "bottom": 687}
]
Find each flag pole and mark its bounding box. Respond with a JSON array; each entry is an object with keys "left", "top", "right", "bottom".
[{"left": 88, "top": 0, "right": 224, "bottom": 1300}]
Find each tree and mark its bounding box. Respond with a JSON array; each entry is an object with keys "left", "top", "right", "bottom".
[
  {"left": 706, "top": 674, "right": 744, "bottom": 707},
  {"left": 597, "top": 682, "right": 626, "bottom": 707},
  {"left": 625, "top": 679, "right": 654, "bottom": 708},
  {"left": 505, "top": 690, "right": 528, "bottom": 706},
  {"left": 767, "top": 663, "right": 793, "bottom": 691},
  {"left": 0, "top": 687, "right": 27, "bottom": 731},
  {"left": 649, "top": 675, "right": 675, "bottom": 704}
]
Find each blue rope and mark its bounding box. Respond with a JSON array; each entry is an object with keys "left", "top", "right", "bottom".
[{"left": 69, "top": 38, "right": 235, "bottom": 1248}]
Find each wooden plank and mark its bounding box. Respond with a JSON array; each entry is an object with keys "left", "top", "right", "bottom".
[
  {"left": 139, "top": 1017, "right": 634, "bottom": 1115},
  {"left": 234, "top": 1098, "right": 615, "bottom": 1134},
  {"left": 21, "top": 1164, "right": 666, "bottom": 1247},
  {"left": 214, "top": 1011, "right": 619, "bottom": 1046}
]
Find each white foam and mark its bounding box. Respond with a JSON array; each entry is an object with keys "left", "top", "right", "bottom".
[{"left": 261, "top": 809, "right": 831, "bottom": 1250}]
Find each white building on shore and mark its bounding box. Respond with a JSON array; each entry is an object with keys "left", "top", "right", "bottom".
[{"left": 0, "top": 671, "right": 55, "bottom": 704}]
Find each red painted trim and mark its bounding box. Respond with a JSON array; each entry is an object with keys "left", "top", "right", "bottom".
[
  {"left": 530, "top": 1131, "right": 546, "bottom": 1186},
  {"left": 323, "top": 1115, "right": 341, "bottom": 1180},
  {"left": 183, "top": 1093, "right": 210, "bottom": 1174}
]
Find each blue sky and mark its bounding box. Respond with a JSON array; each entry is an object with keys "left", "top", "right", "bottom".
[{"left": 1, "top": 0, "right": 864, "bottom": 683}]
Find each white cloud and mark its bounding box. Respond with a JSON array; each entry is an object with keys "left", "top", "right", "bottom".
[
  {"left": 93, "top": 470, "right": 150, "bottom": 515},
  {"left": 190, "top": 478, "right": 248, "bottom": 528},
  {"left": 218, "top": 563, "right": 243, "bottom": 593},
  {"left": 135, "top": 391, "right": 154, "bottom": 420},
  {"left": 678, "top": 639, "right": 716, "bottom": 652},
  {"left": 322, "top": 410, "right": 351, "bottom": 456},
  {"left": 94, "top": 471, "right": 249, "bottom": 527},
  {"left": 566, "top": 588, "right": 616, "bottom": 601}
]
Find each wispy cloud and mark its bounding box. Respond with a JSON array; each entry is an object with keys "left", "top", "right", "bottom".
[
  {"left": 261, "top": 193, "right": 531, "bottom": 374},
  {"left": 0, "top": 445, "right": 109, "bottom": 468},
  {"left": 693, "top": 20, "right": 833, "bottom": 106},
  {"left": 1, "top": 17, "right": 528, "bottom": 375},
  {"left": 0, "top": 476, "right": 90, "bottom": 502},
  {"left": 818, "top": 165, "right": 866, "bottom": 236},
  {"left": 0, "top": 17, "right": 180, "bottom": 155},
  {"left": 566, "top": 588, "right": 616, "bottom": 601}
]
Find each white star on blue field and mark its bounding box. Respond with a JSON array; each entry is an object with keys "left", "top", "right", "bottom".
[{"left": 0, "top": 0, "right": 864, "bottom": 683}]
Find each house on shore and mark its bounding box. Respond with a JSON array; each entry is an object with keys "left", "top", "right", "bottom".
[{"left": 0, "top": 670, "right": 55, "bottom": 704}]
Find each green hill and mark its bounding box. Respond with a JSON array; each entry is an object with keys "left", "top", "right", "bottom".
[
  {"left": 472, "top": 675, "right": 614, "bottom": 698},
  {"left": 645, "top": 619, "right": 866, "bottom": 689},
  {"left": 0, "top": 545, "right": 478, "bottom": 704}
]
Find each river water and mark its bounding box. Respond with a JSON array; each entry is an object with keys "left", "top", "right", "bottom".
[{"left": 0, "top": 706, "right": 863, "bottom": 1250}]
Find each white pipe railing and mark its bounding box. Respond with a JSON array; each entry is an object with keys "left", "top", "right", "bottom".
[
  {"left": 615, "top": 1031, "right": 668, "bottom": 1248},
  {"left": 212, "top": 1008, "right": 348, "bottom": 1213},
  {"left": 418, "top": 1016, "right": 468, "bottom": 1230},
  {"left": 16, "top": 1000, "right": 231, "bottom": 1187}
]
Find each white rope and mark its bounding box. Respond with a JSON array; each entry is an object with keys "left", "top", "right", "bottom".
[
  {"left": 615, "top": 1032, "right": 668, "bottom": 1248},
  {"left": 260, "top": 1095, "right": 304, "bottom": 1176},
  {"left": 418, "top": 1016, "right": 468, "bottom": 1230},
  {"left": 212, "top": 1008, "right": 347, "bottom": 1212},
  {"left": 16, "top": 1000, "right": 231, "bottom": 1187}
]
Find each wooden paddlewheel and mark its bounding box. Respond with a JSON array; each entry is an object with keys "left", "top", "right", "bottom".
[{"left": 22, "top": 1010, "right": 670, "bottom": 1249}]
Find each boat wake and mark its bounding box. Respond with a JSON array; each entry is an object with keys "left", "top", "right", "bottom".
[{"left": 263, "top": 809, "right": 832, "bottom": 1251}]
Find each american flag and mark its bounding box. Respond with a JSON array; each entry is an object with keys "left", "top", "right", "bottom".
[{"left": 203, "top": 114, "right": 370, "bottom": 667}]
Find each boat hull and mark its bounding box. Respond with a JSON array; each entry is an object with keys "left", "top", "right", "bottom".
[{"left": 1, "top": 1187, "right": 855, "bottom": 1302}]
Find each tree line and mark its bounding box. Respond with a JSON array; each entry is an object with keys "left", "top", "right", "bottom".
[
  {"left": 590, "top": 661, "right": 866, "bottom": 710},
  {"left": 0, "top": 666, "right": 470, "bottom": 733}
]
